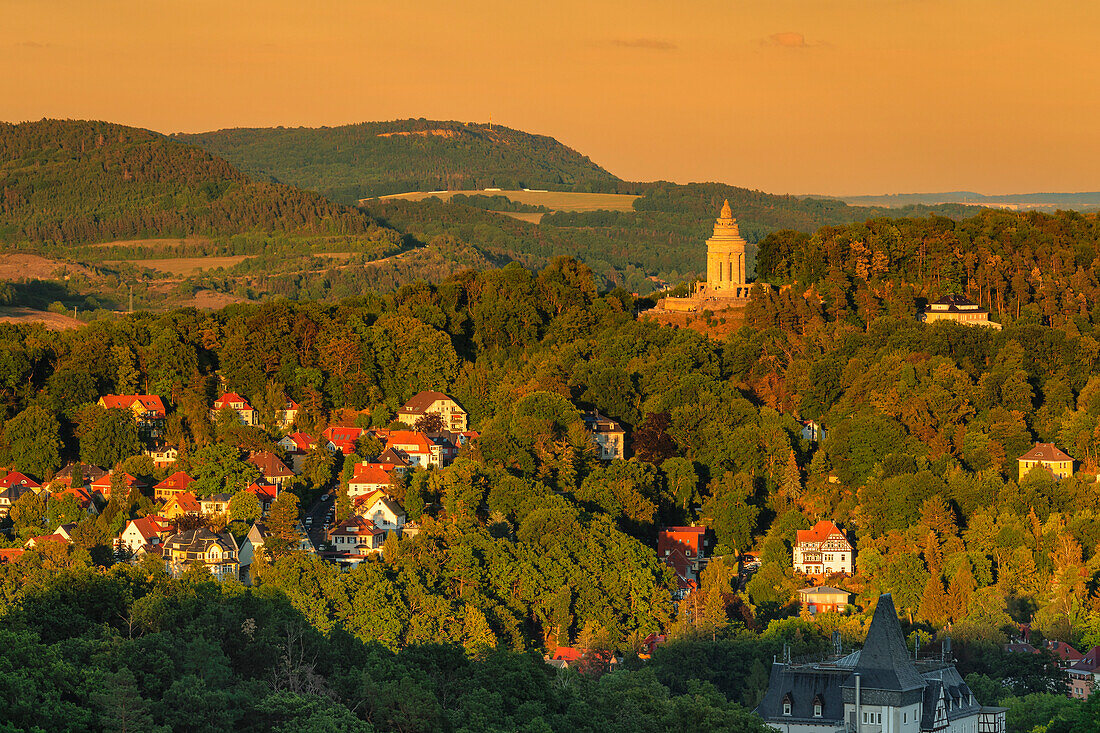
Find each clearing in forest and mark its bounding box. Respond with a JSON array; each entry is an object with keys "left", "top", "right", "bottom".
[{"left": 370, "top": 190, "right": 639, "bottom": 212}]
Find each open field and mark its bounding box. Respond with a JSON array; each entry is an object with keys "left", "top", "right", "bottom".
[
  {"left": 0, "top": 306, "right": 84, "bottom": 331},
  {"left": 368, "top": 189, "right": 639, "bottom": 212},
  {"left": 103, "top": 256, "right": 253, "bottom": 274},
  {"left": 497, "top": 212, "right": 545, "bottom": 224},
  {"left": 0, "top": 254, "right": 94, "bottom": 281}
]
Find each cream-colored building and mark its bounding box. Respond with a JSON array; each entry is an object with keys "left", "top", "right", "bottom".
[
  {"left": 922, "top": 295, "right": 1002, "bottom": 330},
  {"left": 704, "top": 199, "right": 750, "bottom": 297},
  {"left": 1018, "top": 443, "right": 1074, "bottom": 481}
]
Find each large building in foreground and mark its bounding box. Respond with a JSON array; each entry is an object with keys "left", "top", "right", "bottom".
[{"left": 757, "top": 593, "right": 1006, "bottom": 733}]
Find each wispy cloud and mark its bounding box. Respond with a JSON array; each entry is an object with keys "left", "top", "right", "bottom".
[
  {"left": 762, "top": 32, "right": 825, "bottom": 49},
  {"left": 608, "top": 37, "right": 677, "bottom": 52}
]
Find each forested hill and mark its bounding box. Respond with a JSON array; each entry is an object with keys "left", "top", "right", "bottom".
[
  {"left": 173, "top": 119, "right": 626, "bottom": 203},
  {"left": 0, "top": 119, "right": 396, "bottom": 246}
]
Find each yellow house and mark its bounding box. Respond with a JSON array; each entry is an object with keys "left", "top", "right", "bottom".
[
  {"left": 1018, "top": 443, "right": 1074, "bottom": 481},
  {"left": 161, "top": 491, "right": 200, "bottom": 519}
]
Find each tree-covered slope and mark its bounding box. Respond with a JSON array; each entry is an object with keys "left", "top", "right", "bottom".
[
  {"left": 173, "top": 119, "right": 625, "bottom": 203},
  {"left": 0, "top": 119, "right": 396, "bottom": 246}
]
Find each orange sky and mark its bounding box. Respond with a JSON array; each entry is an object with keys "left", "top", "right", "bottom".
[{"left": 4, "top": 0, "right": 1099, "bottom": 195}]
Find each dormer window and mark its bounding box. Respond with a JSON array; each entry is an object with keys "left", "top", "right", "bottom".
[
  {"left": 782, "top": 693, "right": 793, "bottom": 716},
  {"left": 812, "top": 694, "right": 824, "bottom": 718}
]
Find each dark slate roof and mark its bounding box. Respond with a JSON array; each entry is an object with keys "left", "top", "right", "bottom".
[
  {"left": 852, "top": 594, "right": 926, "bottom": 692},
  {"left": 756, "top": 662, "right": 849, "bottom": 724}
]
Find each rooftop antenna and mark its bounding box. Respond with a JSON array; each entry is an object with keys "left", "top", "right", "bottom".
[{"left": 914, "top": 633, "right": 920, "bottom": 660}]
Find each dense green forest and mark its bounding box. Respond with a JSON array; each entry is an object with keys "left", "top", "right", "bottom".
[
  {"left": 174, "top": 120, "right": 626, "bottom": 203},
  {"left": 5, "top": 249, "right": 1100, "bottom": 729},
  {"left": 0, "top": 120, "right": 398, "bottom": 249}
]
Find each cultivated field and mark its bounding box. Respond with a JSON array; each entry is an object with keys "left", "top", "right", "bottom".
[
  {"left": 0, "top": 307, "right": 84, "bottom": 331},
  {"left": 369, "top": 189, "right": 639, "bottom": 212},
  {"left": 90, "top": 237, "right": 213, "bottom": 249},
  {"left": 103, "top": 256, "right": 253, "bottom": 274}
]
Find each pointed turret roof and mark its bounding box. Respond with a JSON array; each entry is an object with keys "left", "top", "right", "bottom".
[
  {"left": 854, "top": 594, "right": 925, "bottom": 692},
  {"left": 719, "top": 199, "right": 733, "bottom": 220}
]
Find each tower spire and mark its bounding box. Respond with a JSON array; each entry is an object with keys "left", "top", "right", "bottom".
[{"left": 719, "top": 199, "right": 733, "bottom": 220}]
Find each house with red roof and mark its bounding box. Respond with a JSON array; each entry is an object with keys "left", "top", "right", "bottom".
[
  {"left": 385, "top": 430, "right": 456, "bottom": 468},
  {"left": 397, "top": 391, "right": 468, "bottom": 432},
  {"left": 50, "top": 485, "right": 97, "bottom": 513},
  {"left": 247, "top": 451, "right": 294, "bottom": 489},
  {"left": 161, "top": 491, "right": 201, "bottom": 520},
  {"left": 0, "top": 548, "right": 25, "bottom": 564},
  {"left": 793, "top": 520, "right": 854, "bottom": 576},
  {"left": 1068, "top": 646, "right": 1100, "bottom": 699},
  {"left": 0, "top": 471, "right": 41, "bottom": 491},
  {"left": 25, "top": 532, "right": 69, "bottom": 549},
  {"left": 0, "top": 473, "right": 41, "bottom": 518},
  {"left": 657, "top": 526, "right": 712, "bottom": 595},
  {"left": 277, "top": 432, "right": 316, "bottom": 473},
  {"left": 98, "top": 394, "right": 167, "bottom": 437},
  {"left": 245, "top": 481, "right": 278, "bottom": 513},
  {"left": 356, "top": 494, "right": 406, "bottom": 533},
  {"left": 52, "top": 463, "right": 108, "bottom": 489},
  {"left": 322, "top": 426, "right": 365, "bottom": 454},
  {"left": 154, "top": 471, "right": 195, "bottom": 502},
  {"left": 211, "top": 392, "right": 257, "bottom": 426},
  {"left": 327, "top": 515, "right": 387, "bottom": 561},
  {"left": 91, "top": 472, "right": 146, "bottom": 502},
  {"left": 1018, "top": 443, "right": 1074, "bottom": 481},
  {"left": 348, "top": 463, "right": 394, "bottom": 498},
  {"left": 119, "top": 515, "right": 173, "bottom": 553}
]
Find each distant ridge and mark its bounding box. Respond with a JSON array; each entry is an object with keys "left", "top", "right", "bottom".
[
  {"left": 833, "top": 190, "right": 1100, "bottom": 211},
  {"left": 173, "top": 119, "right": 625, "bottom": 204}
]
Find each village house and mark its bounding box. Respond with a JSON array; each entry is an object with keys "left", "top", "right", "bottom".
[
  {"left": 793, "top": 520, "right": 854, "bottom": 576},
  {"left": 397, "top": 391, "right": 468, "bottom": 432},
  {"left": 144, "top": 445, "right": 179, "bottom": 468},
  {"left": 0, "top": 483, "right": 37, "bottom": 519},
  {"left": 200, "top": 493, "right": 233, "bottom": 515},
  {"left": 154, "top": 471, "right": 195, "bottom": 502},
  {"left": 657, "top": 526, "right": 712, "bottom": 596},
  {"left": 50, "top": 485, "right": 97, "bottom": 514},
  {"left": 385, "top": 430, "right": 456, "bottom": 468},
  {"left": 347, "top": 463, "right": 395, "bottom": 499},
  {"left": 1018, "top": 443, "right": 1074, "bottom": 481},
  {"left": 0, "top": 548, "right": 24, "bottom": 564},
  {"left": 758, "top": 594, "right": 1007, "bottom": 732},
  {"left": 356, "top": 494, "right": 406, "bottom": 533},
  {"left": 247, "top": 451, "right": 294, "bottom": 489},
  {"left": 277, "top": 432, "right": 316, "bottom": 473},
  {"left": 921, "top": 294, "right": 1003, "bottom": 330},
  {"left": 161, "top": 491, "right": 201, "bottom": 520},
  {"left": 211, "top": 392, "right": 257, "bottom": 426},
  {"left": 276, "top": 399, "right": 300, "bottom": 429},
  {"left": 238, "top": 520, "right": 315, "bottom": 583},
  {"left": 52, "top": 463, "right": 108, "bottom": 490},
  {"left": 582, "top": 411, "right": 626, "bottom": 461},
  {"left": 98, "top": 394, "right": 167, "bottom": 437},
  {"left": 323, "top": 425, "right": 365, "bottom": 454},
  {"left": 244, "top": 481, "right": 278, "bottom": 514},
  {"left": 118, "top": 515, "right": 172, "bottom": 554},
  {"left": 327, "top": 515, "right": 387, "bottom": 560},
  {"left": 798, "top": 586, "right": 851, "bottom": 615},
  {"left": 0, "top": 471, "right": 42, "bottom": 492},
  {"left": 25, "top": 532, "right": 70, "bottom": 549},
  {"left": 376, "top": 446, "right": 412, "bottom": 474},
  {"left": 162, "top": 528, "right": 239, "bottom": 581},
  {"left": 90, "top": 472, "right": 146, "bottom": 502},
  {"left": 1068, "top": 646, "right": 1100, "bottom": 699}
]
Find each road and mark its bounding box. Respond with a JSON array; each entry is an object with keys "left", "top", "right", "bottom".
[{"left": 302, "top": 490, "right": 336, "bottom": 550}]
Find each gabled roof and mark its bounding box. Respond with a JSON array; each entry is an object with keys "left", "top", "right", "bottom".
[
  {"left": 385, "top": 431, "right": 434, "bottom": 454},
  {"left": 1019, "top": 443, "right": 1073, "bottom": 463},
  {"left": 358, "top": 494, "right": 405, "bottom": 520},
  {"left": 852, "top": 594, "right": 925, "bottom": 692},
  {"left": 248, "top": 451, "right": 293, "bottom": 478},
  {"left": 53, "top": 463, "right": 108, "bottom": 485},
  {"left": 377, "top": 447, "right": 411, "bottom": 468},
  {"left": 246, "top": 480, "right": 278, "bottom": 501},
  {"left": 213, "top": 392, "right": 253, "bottom": 410},
  {"left": 796, "top": 520, "right": 848, "bottom": 546},
  {"left": 0, "top": 548, "right": 25, "bottom": 564},
  {"left": 164, "top": 528, "right": 238, "bottom": 553},
  {"left": 155, "top": 471, "right": 195, "bottom": 492},
  {"left": 281, "top": 432, "right": 315, "bottom": 452},
  {"left": 166, "top": 491, "right": 200, "bottom": 513},
  {"left": 50, "top": 485, "right": 94, "bottom": 508},
  {"left": 398, "top": 391, "right": 462, "bottom": 415},
  {"left": 0, "top": 483, "right": 36, "bottom": 502},
  {"left": 127, "top": 515, "right": 170, "bottom": 541},
  {"left": 100, "top": 394, "right": 166, "bottom": 416},
  {"left": 0, "top": 471, "right": 41, "bottom": 489},
  {"left": 350, "top": 463, "right": 392, "bottom": 486},
  {"left": 330, "top": 515, "right": 385, "bottom": 538}
]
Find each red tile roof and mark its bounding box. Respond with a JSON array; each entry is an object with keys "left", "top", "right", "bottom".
[
  {"left": 796, "top": 520, "right": 848, "bottom": 546},
  {"left": 100, "top": 394, "right": 167, "bottom": 417},
  {"left": 1019, "top": 443, "right": 1073, "bottom": 463},
  {"left": 50, "top": 485, "right": 94, "bottom": 508},
  {"left": 167, "top": 491, "right": 201, "bottom": 513},
  {"left": 282, "top": 432, "right": 315, "bottom": 453},
  {"left": 0, "top": 471, "right": 41, "bottom": 489},
  {"left": 213, "top": 392, "right": 253, "bottom": 411},
  {"left": 552, "top": 647, "right": 583, "bottom": 662},
  {"left": 0, "top": 548, "right": 25, "bottom": 564},
  {"left": 350, "top": 464, "right": 392, "bottom": 486},
  {"left": 385, "top": 431, "right": 434, "bottom": 455},
  {"left": 128, "top": 515, "right": 170, "bottom": 540},
  {"left": 154, "top": 471, "right": 195, "bottom": 493},
  {"left": 398, "top": 391, "right": 459, "bottom": 415},
  {"left": 245, "top": 481, "right": 278, "bottom": 502}
]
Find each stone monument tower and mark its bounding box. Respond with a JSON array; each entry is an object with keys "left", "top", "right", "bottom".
[{"left": 705, "top": 200, "right": 748, "bottom": 294}]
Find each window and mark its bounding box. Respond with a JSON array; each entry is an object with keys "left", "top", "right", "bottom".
[
  {"left": 782, "top": 702, "right": 791, "bottom": 716},
  {"left": 813, "top": 702, "right": 822, "bottom": 718}
]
